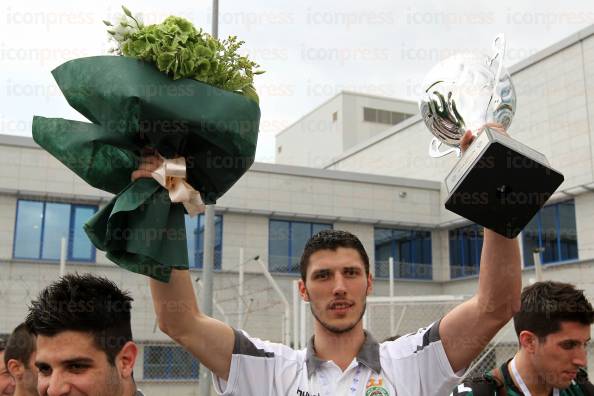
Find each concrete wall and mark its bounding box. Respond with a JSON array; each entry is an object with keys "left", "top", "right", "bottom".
[
  {"left": 341, "top": 92, "right": 418, "bottom": 149},
  {"left": 275, "top": 94, "right": 343, "bottom": 167},
  {"left": 275, "top": 92, "right": 417, "bottom": 167},
  {"left": 218, "top": 163, "right": 441, "bottom": 227}
]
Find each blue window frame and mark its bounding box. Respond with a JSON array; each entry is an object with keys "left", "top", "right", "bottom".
[
  {"left": 269, "top": 220, "right": 333, "bottom": 273},
  {"left": 143, "top": 345, "right": 200, "bottom": 380},
  {"left": 374, "top": 228, "right": 432, "bottom": 280},
  {"left": 13, "top": 200, "right": 97, "bottom": 262},
  {"left": 522, "top": 200, "right": 577, "bottom": 267},
  {"left": 449, "top": 224, "right": 483, "bottom": 279},
  {"left": 185, "top": 214, "right": 223, "bottom": 269}
]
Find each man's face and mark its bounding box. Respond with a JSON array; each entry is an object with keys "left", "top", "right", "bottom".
[
  {"left": 531, "top": 321, "right": 590, "bottom": 389},
  {"left": 299, "top": 247, "right": 372, "bottom": 334},
  {"left": 0, "top": 351, "right": 15, "bottom": 395},
  {"left": 35, "top": 331, "right": 124, "bottom": 396}
]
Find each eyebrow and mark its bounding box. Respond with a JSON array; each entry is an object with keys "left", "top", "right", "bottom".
[
  {"left": 558, "top": 338, "right": 591, "bottom": 344},
  {"left": 36, "top": 357, "right": 94, "bottom": 367},
  {"left": 312, "top": 266, "right": 361, "bottom": 275}
]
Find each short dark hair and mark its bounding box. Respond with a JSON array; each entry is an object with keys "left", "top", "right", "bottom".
[
  {"left": 0, "top": 338, "right": 6, "bottom": 353},
  {"left": 299, "top": 229, "right": 370, "bottom": 282},
  {"left": 4, "top": 323, "right": 36, "bottom": 368},
  {"left": 513, "top": 281, "right": 594, "bottom": 340},
  {"left": 26, "top": 273, "right": 134, "bottom": 365}
]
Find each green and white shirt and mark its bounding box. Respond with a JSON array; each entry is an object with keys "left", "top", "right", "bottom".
[
  {"left": 451, "top": 359, "right": 592, "bottom": 396},
  {"left": 213, "top": 321, "right": 464, "bottom": 396}
]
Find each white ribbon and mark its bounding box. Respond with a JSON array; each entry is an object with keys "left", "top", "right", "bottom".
[{"left": 151, "top": 155, "right": 205, "bottom": 217}]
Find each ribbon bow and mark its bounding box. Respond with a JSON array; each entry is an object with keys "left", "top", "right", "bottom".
[{"left": 151, "top": 155, "right": 205, "bottom": 217}]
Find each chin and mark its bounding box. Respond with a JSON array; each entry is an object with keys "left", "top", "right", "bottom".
[
  {"left": 553, "top": 377, "right": 575, "bottom": 389},
  {"left": 321, "top": 318, "right": 360, "bottom": 334}
]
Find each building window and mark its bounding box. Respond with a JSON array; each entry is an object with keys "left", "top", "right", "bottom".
[
  {"left": 332, "top": 111, "right": 338, "bottom": 122},
  {"left": 449, "top": 224, "right": 483, "bottom": 279},
  {"left": 143, "top": 345, "right": 200, "bottom": 380},
  {"left": 13, "top": 199, "right": 97, "bottom": 262},
  {"left": 374, "top": 228, "right": 432, "bottom": 280},
  {"left": 277, "top": 145, "right": 282, "bottom": 154},
  {"left": 269, "top": 220, "right": 333, "bottom": 273},
  {"left": 363, "top": 107, "right": 412, "bottom": 126},
  {"left": 522, "top": 200, "right": 577, "bottom": 267},
  {"left": 185, "top": 214, "right": 223, "bottom": 270}
]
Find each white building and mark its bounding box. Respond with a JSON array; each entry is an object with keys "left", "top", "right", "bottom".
[
  {"left": 275, "top": 91, "right": 417, "bottom": 167},
  {"left": 1, "top": 24, "right": 594, "bottom": 395}
]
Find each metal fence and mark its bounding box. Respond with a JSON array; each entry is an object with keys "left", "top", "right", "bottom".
[{"left": 375, "top": 260, "right": 433, "bottom": 280}]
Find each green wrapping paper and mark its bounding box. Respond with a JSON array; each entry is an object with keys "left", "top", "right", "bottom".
[{"left": 32, "top": 56, "right": 260, "bottom": 281}]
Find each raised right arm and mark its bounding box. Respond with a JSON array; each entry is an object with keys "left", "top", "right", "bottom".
[
  {"left": 150, "top": 269, "right": 235, "bottom": 380},
  {"left": 133, "top": 154, "right": 235, "bottom": 380}
]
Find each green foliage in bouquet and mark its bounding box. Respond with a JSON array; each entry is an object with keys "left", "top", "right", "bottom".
[{"left": 104, "top": 6, "right": 263, "bottom": 103}]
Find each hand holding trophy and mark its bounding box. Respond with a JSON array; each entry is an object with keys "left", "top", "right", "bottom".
[{"left": 419, "top": 35, "right": 564, "bottom": 238}]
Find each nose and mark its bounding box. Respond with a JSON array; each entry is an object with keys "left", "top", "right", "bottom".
[
  {"left": 572, "top": 347, "right": 587, "bottom": 367},
  {"left": 332, "top": 273, "right": 347, "bottom": 296},
  {"left": 45, "top": 372, "right": 71, "bottom": 396}
]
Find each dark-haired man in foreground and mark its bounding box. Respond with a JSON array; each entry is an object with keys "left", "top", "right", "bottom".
[
  {"left": 452, "top": 281, "right": 594, "bottom": 396},
  {"left": 4, "top": 323, "right": 38, "bottom": 396},
  {"left": 26, "top": 274, "right": 143, "bottom": 396}
]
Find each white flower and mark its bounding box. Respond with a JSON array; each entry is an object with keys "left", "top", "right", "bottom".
[{"left": 106, "top": 11, "right": 143, "bottom": 54}]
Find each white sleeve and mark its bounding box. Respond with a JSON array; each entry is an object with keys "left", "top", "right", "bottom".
[
  {"left": 381, "top": 321, "right": 465, "bottom": 396},
  {"left": 211, "top": 329, "right": 300, "bottom": 396}
]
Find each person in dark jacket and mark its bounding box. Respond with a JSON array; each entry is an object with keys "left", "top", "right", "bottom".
[{"left": 452, "top": 281, "right": 594, "bottom": 396}]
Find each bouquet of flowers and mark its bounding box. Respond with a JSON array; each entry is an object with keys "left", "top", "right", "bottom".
[{"left": 32, "top": 7, "right": 262, "bottom": 281}]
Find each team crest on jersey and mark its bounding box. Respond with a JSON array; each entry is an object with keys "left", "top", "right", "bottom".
[{"left": 365, "top": 376, "right": 389, "bottom": 396}]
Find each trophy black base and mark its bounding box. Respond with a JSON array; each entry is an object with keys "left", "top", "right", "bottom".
[{"left": 444, "top": 128, "right": 564, "bottom": 238}]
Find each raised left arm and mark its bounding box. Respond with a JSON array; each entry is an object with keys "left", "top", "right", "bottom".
[
  {"left": 440, "top": 229, "right": 521, "bottom": 372},
  {"left": 439, "top": 129, "right": 522, "bottom": 373}
]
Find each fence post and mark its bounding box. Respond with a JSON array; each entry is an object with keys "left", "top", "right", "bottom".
[
  {"left": 59, "top": 237, "right": 67, "bottom": 277},
  {"left": 292, "top": 280, "right": 299, "bottom": 348},
  {"left": 389, "top": 257, "right": 395, "bottom": 335},
  {"left": 257, "top": 258, "right": 290, "bottom": 345},
  {"left": 238, "top": 248, "right": 244, "bottom": 328}
]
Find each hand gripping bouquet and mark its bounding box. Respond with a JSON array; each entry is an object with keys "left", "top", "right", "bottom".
[{"left": 32, "top": 7, "right": 262, "bottom": 281}]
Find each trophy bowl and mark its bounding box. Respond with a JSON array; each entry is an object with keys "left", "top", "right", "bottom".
[
  {"left": 418, "top": 35, "right": 564, "bottom": 238},
  {"left": 420, "top": 36, "right": 516, "bottom": 157}
]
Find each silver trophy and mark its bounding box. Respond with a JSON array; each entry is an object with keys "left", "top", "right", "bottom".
[{"left": 419, "top": 35, "right": 563, "bottom": 238}]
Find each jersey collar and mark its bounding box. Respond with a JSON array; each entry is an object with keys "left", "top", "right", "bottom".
[{"left": 305, "top": 330, "right": 382, "bottom": 377}]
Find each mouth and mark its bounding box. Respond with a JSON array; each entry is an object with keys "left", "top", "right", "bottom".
[
  {"left": 328, "top": 301, "right": 354, "bottom": 314},
  {"left": 562, "top": 371, "right": 578, "bottom": 380}
]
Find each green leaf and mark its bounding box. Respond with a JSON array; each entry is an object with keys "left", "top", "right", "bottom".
[{"left": 103, "top": 20, "right": 113, "bottom": 26}]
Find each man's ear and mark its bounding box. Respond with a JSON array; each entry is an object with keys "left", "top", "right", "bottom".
[
  {"left": 116, "top": 341, "right": 138, "bottom": 379},
  {"left": 518, "top": 330, "right": 538, "bottom": 353},
  {"left": 298, "top": 279, "right": 310, "bottom": 302},
  {"left": 7, "top": 359, "right": 23, "bottom": 379},
  {"left": 366, "top": 272, "right": 373, "bottom": 296}
]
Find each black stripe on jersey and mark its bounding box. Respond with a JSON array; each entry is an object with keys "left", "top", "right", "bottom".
[
  {"left": 415, "top": 320, "right": 441, "bottom": 353},
  {"left": 232, "top": 328, "right": 275, "bottom": 357}
]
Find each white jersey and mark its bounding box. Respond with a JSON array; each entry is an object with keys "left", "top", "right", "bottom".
[{"left": 213, "top": 321, "right": 463, "bottom": 396}]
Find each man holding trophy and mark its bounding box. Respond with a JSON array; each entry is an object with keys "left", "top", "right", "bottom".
[{"left": 135, "top": 33, "right": 527, "bottom": 392}]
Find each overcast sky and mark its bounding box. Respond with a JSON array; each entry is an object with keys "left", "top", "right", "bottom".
[{"left": 2, "top": 0, "right": 593, "bottom": 162}]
